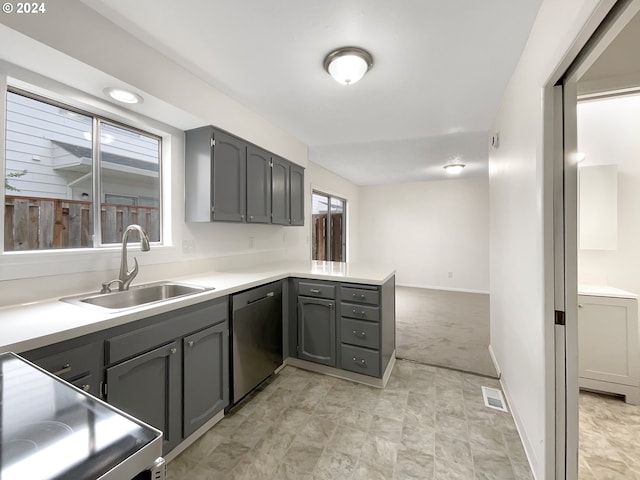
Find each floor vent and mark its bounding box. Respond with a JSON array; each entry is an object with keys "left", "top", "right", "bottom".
[{"left": 481, "top": 386, "right": 508, "bottom": 412}]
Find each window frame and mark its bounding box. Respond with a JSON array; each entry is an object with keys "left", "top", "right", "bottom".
[
  {"left": 311, "top": 189, "right": 347, "bottom": 262},
  {"left": 4, "top": 87, "right": 164, "bottom": 251}
]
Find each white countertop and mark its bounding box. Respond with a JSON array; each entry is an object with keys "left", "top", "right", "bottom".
[
  {"left": 578, "top": 284, "right": 638, "bottom": 299},
  {"left": 0, "top": 261, "right": 395, "bottom": 354}
]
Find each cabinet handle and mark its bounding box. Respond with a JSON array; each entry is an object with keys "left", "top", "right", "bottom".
[
  {"left": 170, "top": 348, "right": 177, "bottom": 355},
  {"left": 352, "top": 309, "right": 365, "bottom": 316},
  {"left": 187, "top": 340, "right": 194, "bottom": 347},
  {"left": 578, "top": 304, "right": 583, "bottom": 308},
  {"left": 353, "top": 293, "right": 366, "bottom": 299},
  {"left": 352, "top": 357, "right": 367, "bottom": 367},
  {"left": 81, "top": 384, "right": 91, "bottom": 392},
  {"left": 328, "top": 303, "right": 333, "bottom": 308},
  {"left": 240, "top": 214, "right": 245, "bottom": 220},
  {"left": 249, "top": 215, "right": 254, "bottom": 221},
  {"left": 352, "top": 330, "right": 366, "bottom": 338},
  {"left": 309, "top": 288, "right": 321, "bottom": 294},
  {"left": 53, "top": 364, "right": 71, "bottom": 376}
]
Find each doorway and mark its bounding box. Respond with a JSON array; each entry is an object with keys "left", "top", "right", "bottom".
[
  {"left": 311, "top": 190, "right": 346, "bottom": 262},
  {"left": 554, "top": 1, "right": 640, "bottom": 477}
]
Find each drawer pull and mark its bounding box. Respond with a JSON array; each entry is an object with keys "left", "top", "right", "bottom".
[
  {"left": 353, "top": 293, "right": 366, "bottom": 299},
  {"left": 187, "top": 340, "right": 194, "bottom": 348},
  {"left": 352, "top": 357, "right": 367, "bottom": 367},
  {"left": 309, "top": 288, "right": 321, "bottom": 294},
  {"left": 81, "top": 384, "right": 91, "bottom": 392},
  {"left": 352, "top": 309, "right": 365, "bottom": 316},
  {"left": 170, "top": 348, "right": 177, "bottom": 355},
  {"left": 578, "top": 304, "right": 583, "bottom": 308},
  {"left": 352, "top": 330, "right": 367, "bottom": 338},
  {"left": 53, "top": 364, "right": 71, "bottom": 376}
]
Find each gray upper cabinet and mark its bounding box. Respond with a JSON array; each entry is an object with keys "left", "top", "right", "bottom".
[
  {"left": 186, "top": 125, "right": 304, "bottom": 226},
  {"left": 106, "top": 341, "right": 182, "bottom": 454},
  {"left": 271, "top": 155, "right": 290, "bottom": 225},
  {"left": 290, "top": 164, "right": 304, "bottom": 226},
  {"left": 183, "top": 322, "right": 229, "bottom": 437},
  {"left": 212, "top": 130, "right": 247, "bottom": 222},
  {"left": 185, "top": 126, "right": 246, "bottom": 222},
  {"left": 298, "top": 296, "right": 336, "bottom": 367},
  {"left": 246, "top": 145, "right": 272, "bottom": 224}
]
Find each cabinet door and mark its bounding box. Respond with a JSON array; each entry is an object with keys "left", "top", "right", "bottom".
[
  {"left": 578, "top": 295, "right": 640, "bottom": 386},
  {"left": 246, "top": 145, "right": 272, "bottom": 224},
  {"left": 212, "top": 130, "right": 246, "bottom": 222},
  {"left": 271, "top": 156, "right": 290, "bottom": 225},
  {"left": 290, "top": 164, "right": 304, "bottom": 226},
  {"left": 183, "top": 323, "right": 229, "bottom": 437},
  {"left": 106, "top": 341, "right": 181, "bottom": 454},
  {"left": 298, "top": 296, "right": 336, "bottom": 366}
]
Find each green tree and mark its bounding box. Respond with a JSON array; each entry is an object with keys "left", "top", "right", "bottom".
[{"left": 5, "top": 169, "right": 27, "bottom": 192}]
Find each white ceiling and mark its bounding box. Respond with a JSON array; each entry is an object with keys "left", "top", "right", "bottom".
[{"left": 82, "top": 0, "right": 542, "bottom": 185}]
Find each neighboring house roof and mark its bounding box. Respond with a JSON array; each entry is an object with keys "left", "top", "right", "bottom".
[{"left": 52, "top": 141, "right": 159, "bottom": 173}]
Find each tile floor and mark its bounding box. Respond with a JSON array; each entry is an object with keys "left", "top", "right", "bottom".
[
  {"left": 395, "top": 287, "right": 497, "bottom": 378},
  {"left": 167, "top": 360, "right": 532, "bottom": 479},
  {"left": 579, "top": 390, "right": 640, "bottom": 479}
]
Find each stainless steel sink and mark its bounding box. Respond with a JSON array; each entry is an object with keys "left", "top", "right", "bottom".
[{"left": 61, "top": 281, "right": 214, "bottom": 312}]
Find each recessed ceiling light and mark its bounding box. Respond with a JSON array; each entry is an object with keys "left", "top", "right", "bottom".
[
  {"left": 323, "top": 47, "right": 373, "bottom": 85},
  {"left": 443, "top": 163, "right": 466, "bottom": 174},
  {"left": 103, "top": 87, "right": 143, "bottom": 104}
]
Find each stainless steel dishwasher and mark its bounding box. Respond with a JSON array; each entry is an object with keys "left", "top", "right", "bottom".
[{"left": 230, "top": 280, "right": 283, "bottom": 404}]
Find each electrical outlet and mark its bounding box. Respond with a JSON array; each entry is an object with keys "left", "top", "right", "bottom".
[{"left": 182, "top": 239, "right": 195, "bottom": 254}]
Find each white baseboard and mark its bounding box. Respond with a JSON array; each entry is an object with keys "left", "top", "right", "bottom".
[
  {"left": 499, "top": 377, "right": 539, "bottom": 480},
  {"left": 396, "top": 283, "right": 490, "bottom": 295}
]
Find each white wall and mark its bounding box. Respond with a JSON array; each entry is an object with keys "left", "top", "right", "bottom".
[
  {"left": 0, "top": 2, "right": 315, "bottom": 305},
  {"left": 357, "top": 178, "right": 489, "bottom": 292},
  {"left": 577, "top": 94, "right": 640, "bottom": 295},
  {"left": 489, "top": 1, "right": 604, "bottom": 478}
]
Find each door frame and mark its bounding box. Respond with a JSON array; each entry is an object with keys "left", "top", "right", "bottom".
[{"left": 547, "top": 0, "right": 640, "bottom": 477}]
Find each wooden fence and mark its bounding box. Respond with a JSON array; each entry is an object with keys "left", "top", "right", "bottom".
[
  {"left": 4, "top": 195, "right": 160, "bottom": 251},
  {"left": 312, "top": 213, "right": 343, "bottom": 261}
]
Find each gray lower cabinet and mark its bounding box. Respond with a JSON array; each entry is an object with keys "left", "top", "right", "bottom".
[
  {"left": 183, "top": 322, "right": 229, "bottom": 437},
  {"left": 298, "top": 295, "right": 336, "bottom": 367},
  {"left": 22, "top": 338, "right": 102, "bottom": 397},
  {"left": 293, "top": 276, "right": 396, "bottom": 379},
  {"left": 106, "top": 341, "right": 182, "bottom": 453}
]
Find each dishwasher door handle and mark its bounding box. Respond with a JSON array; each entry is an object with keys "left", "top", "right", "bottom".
[{"left": 247, "top": 292, "right": 276, "bottom": 305}]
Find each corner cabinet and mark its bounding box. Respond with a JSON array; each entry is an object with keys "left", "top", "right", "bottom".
[
  {"left": 293, "top": 276, "right": 396, "bottom": 379},
  {"left": 185, "top": 125, "right": 304, "bottom": 226},
  {"left": 578, "top": 291, "right": 640, "bottom": 404}
]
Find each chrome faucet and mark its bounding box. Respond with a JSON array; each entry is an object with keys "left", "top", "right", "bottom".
[{"left": 101, "top": 224, "right": 150, "bottom": 293}]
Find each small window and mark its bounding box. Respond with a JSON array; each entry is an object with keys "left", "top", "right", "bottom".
[
  {"left": 312, "top": 190, "right": 346, "bottom": 262},
  {"left": 4, "top": 90, "right": 162, "bottom": 251}
]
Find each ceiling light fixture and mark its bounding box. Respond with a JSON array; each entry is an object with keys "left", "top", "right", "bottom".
[
  {"left": 443, "top": 163, "right": 466, "bottom": 175},
  {"left": 323, "top": 47, "right": 373, "bottom": 85},
  {"left": 103, "top": 87, "right": 143, "bottom": 104}
]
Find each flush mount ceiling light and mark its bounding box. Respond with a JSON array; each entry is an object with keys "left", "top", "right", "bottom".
[
  {"left": 103, "top": 87, "right": 143, "bottom": 104},
  {"left": 443, "top": 163, "right": 466, "bottom": 175},
  {"left": 323, "top": 47, "right": 373, "bottom": 85}
]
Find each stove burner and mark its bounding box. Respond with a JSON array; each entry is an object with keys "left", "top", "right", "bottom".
[{"left": 4, "top": 421, "right": 74, "bottom": 462}]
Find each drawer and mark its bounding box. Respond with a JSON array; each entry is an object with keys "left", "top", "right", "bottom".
[
  {"left": 298, "top": 281, "right": 336, "bottom": 300},
  {"left": 340, "top": 303, "right": 380, "bottom": 322},
  {"left": 340, "top": 344, "right": 380, "bottom": 378},
  {"left": 341, "top": 286, "right": 379, "bottom": 305},
  {"left": 106, "top": 298, "right": 228, "bottom": 365},
  {"left": 340, "top": 318, "right": 380, "bottom": 349},
  {"left": 29, "top": 343, "right": 95, "bottom": 382}
]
